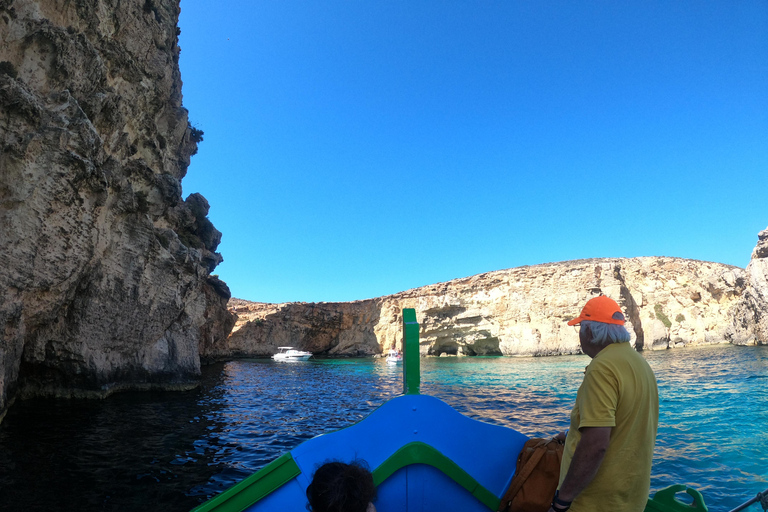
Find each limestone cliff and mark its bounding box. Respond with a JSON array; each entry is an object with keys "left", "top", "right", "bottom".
[
  {"left": 224, "top": 255, "right": 757, "bottom": 358},
  {"left": 0, "top": 0, "right": 234, "bottom": 422},
  {"left": 728, "top": 227, "right": 768, "bottom": 345}
]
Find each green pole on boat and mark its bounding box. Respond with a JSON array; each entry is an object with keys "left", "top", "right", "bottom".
[{"left": 402, "top": 308, "right": 420, "bottom": 395}]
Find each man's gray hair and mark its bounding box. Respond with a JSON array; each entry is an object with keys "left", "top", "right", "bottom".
[{"left": 581, "top": 320, "right": 631, "bottom": 345}]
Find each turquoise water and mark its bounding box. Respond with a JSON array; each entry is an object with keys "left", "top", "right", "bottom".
[
  {"left": 0, "top": 344, "right": 766, "bottom": 511},
  {"left": 418, "top": 347, "right": 768, "bottom": 510}
]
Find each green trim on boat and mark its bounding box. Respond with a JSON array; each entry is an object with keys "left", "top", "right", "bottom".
[
  {"left": 645, "top": 484, "right": 708, "bottom": 512},
  {"left": 372, "top": 441, "right": 500, "bottom": 511},
  {"left": 191, "top": 452, "right": 301, "bottom": 512},
  {"left": 402, "top": 308, "right": 420, "bottom": 395}
]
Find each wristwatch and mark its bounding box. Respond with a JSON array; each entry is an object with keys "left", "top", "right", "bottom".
[{"left": 551, "top": 490, "right": 572, "bottom": 511}]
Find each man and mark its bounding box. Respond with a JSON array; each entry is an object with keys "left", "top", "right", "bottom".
[{"left": 550, "top": 295, "right": 659, "bottom": 512}]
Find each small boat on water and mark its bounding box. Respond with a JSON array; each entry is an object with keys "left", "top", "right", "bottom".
[
  {"left": 272, "top": 346, "right": 313, "bottom": 362},
  {"left": 194, "top": 309, "right": 745, "bottom": 512},
  {"left": 385, "top": 348, "right": 403, "bottom": 364}
]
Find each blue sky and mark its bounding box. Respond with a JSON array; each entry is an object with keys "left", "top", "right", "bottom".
[{"left": 177, "top": 1, "right": 767, "bottom": 304}]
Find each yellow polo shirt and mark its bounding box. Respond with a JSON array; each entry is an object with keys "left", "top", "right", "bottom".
[{"left": 559, "top": 342, "right": 659, "bottom": 512}]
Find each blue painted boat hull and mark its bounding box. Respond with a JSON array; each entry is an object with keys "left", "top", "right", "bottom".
[{"left": 239, "top": 394, "right": 528, "bottom": 511}]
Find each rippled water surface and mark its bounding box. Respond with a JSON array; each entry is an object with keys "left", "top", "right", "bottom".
[{"left": 0, "top": 344, "right": 766, "bottom": 511}]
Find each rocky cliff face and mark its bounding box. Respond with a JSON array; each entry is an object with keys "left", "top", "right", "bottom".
[
  {"left": 226, "top": 299, "right": 382, "bottom": 359},
  {"left": 0, "top": 0, "right": 234, "bottom": 422},
  {"left": 728, "top": 227, "right": 768, "bottom": 345},
  {"left": 225, "top": 254, "right": 761, "bottom": 358}
]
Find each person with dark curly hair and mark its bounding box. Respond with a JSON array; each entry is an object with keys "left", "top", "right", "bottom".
[{"left": 306, "top": 460, "right": 377, "bottom": 512}]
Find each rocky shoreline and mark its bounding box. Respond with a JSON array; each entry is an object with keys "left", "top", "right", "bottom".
[
  {"left": 222, "top": 231, "right": 768, "bottom": 359},
  {"left": 1, "top": 0, "right": 766, "bottom": 426}
]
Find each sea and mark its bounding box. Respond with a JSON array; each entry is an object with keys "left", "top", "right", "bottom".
[{"left": 0, "top": 344, "right": 766, "bottom": 512}]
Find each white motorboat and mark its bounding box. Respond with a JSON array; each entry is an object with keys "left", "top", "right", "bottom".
[
  {"left": 272, "top": 347, "right": 313, "bottom": 362},
  {"left": 386, "top": 348, "right": 403, "bottom": 364}
]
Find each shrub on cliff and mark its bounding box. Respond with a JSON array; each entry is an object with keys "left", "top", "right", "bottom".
[{"left": 654, "top": 304, "right": 672, "bottom": 328}]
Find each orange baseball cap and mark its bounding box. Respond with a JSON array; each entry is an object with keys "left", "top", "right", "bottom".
[{"left": 567, "top": 295, "right": 626, "bottom": 326}]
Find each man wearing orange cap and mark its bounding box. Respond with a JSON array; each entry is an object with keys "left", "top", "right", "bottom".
[{"left": 549, "top": 295, "right": 659, "bottom": 512}]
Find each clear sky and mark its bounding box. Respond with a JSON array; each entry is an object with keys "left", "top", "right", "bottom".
[{"left": 177, "top": 1, "right": 768, "bottom": 304}]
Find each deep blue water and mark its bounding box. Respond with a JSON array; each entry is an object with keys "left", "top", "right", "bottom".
[{"left": 0, "top": 344, "right": 766, "bottom": 511}]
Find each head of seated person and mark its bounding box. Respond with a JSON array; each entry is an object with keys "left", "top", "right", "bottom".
[{"left": 306, "top": 460, "right": 377, "bottom": 512}]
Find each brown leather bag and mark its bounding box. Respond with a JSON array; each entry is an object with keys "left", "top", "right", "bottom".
[{"left": 498, "top": 437, "right": 565, "bottom": 512}]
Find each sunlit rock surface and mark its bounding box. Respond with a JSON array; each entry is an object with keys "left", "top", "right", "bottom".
[
  {"left": 729, "top": 227, "right": 768, "bottom": 345},
  {"left": 0, "top": 0, "right": 233, "bottom": 422},
  {"left": 225, "top": 254, "right": 759, "bottom": 358}
]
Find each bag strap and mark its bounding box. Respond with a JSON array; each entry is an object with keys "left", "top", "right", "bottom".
[{"left": 497, "top": 439, "right": 551, "bottom": 512}]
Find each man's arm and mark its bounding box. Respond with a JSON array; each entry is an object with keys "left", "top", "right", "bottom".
[{"left": 549, "top": 426, "right": 611, "bottom": 511}]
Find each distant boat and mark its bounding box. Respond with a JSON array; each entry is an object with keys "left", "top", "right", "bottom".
[
  {"left": 272, "top": 347, "right": 312, "bottom": 362},
  {"left": 385, "top": 348, "right": 403, "bottom": 364}
]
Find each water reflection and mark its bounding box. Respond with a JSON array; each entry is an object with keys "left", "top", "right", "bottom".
[{"left": 0, "top": 368, "right": 228, "bottom": 511}]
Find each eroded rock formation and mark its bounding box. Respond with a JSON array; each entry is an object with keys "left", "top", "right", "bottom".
[
  {"left": 225, "top": 255, "right": 760, "bottom": 358},
  {"left": 728, "top": 228, "right": 768, "bottom": 345},
  {"left": 0, "top": 0, "right": 234, "bottom": 422},
  {"left": 225, "top": 299, "right": 382, "bottom": 359}
]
